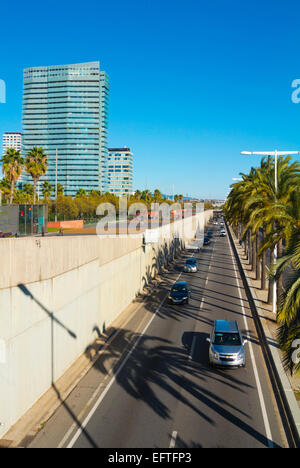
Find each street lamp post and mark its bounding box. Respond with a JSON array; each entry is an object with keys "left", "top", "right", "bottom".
[
  {"left": 55, "top": 149, "right": 58, "bottom": 222},
  {"left": 241, "top": 150, "right": 300, "bottom": 315}
]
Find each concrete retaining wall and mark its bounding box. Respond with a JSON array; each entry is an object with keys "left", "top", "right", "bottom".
[{"left": 0, "top": 210, "right": 212, "bottom": 437}]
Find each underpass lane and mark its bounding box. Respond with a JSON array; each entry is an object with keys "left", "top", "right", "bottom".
[
  {"left": 168, "top": 225, "right": 287, "bottom": 448},
  {"left": 65, "top": 239, "right": 213, "bottom": 448},
  {"left": 29, "top": 248, "right": 204, "bottom": 449},
  {"left": 29, "top": 221, "right": 288, "bottom": 448}
]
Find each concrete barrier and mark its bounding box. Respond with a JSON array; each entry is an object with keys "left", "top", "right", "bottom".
[{"left": 0, "top": 210, "right": 212, "bottom": 437}]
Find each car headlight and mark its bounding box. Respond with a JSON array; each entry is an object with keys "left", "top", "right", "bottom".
[{"left": 213, "top": 351, "right": 220, "bottom": 360}]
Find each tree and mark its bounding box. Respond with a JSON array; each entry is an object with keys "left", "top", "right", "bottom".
[
  {"left": 56, "top": 195, "right": 79, "bottom": 220},
  {"left": 22, "top": 183, "right": 34, "bottom": 196},
  {"left": 76, "top": 188, "right": 87, "bottom": 198},
  {"left": 0, "top": 148, "right": 24, "bottom": 204},
  {"left": 42, "top": 180, "right": 53, "bottom": 201},
  {"left": 141, "top": 190, "right": 152, "bottom": 208},
  {"left": 24, "top": 147, "right": 48, "bottom": 204},
  {"left": 134, "top": 190, "right": 141, "bottom": 200},
  {"left": 243, "top": 156, "right": 300, "bottom": 299},
  {"left": 0, "top": 177, "right": 12, "bottom": 204},
  {"left": 225, "top": 155, "right": 300, "bottom": 374},
  {"left": 56, "top": 183, "right": 64, "bottom": 197},
  {"left": 153, "top": 189, "right": 162, "bottom": 203}
]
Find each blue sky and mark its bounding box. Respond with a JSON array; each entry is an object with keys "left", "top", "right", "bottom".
[{"left": 1, "top": 0, "right": 300, "bottom": 199}]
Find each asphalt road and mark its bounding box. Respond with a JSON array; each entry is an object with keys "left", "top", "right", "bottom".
[{"left": 30, "top": 223, "right": 288, "bottom": 449}]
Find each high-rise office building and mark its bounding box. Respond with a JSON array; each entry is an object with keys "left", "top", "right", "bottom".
[
  {"left": 107, "top": 147, "right": 133, "bottom": 196},
  {"left": 2, "top": 132, "right": 22, "bottom": 155},
  {"left": 21, "top": 62, "right": 109, "bottom": 196}
]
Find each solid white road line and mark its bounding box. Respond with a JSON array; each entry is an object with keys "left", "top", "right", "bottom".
[
  {"left": 227, "top": 228, "right": 274, "bottom": 448},
  {"left": 169, "top": 431, "right": 178, "bottom": 448},
  {"left": 64, "top": 269, "right": 183, "bottom": 448}
]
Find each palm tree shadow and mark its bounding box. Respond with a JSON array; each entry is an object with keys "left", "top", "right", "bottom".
[
  {"left": 86, "top": 326, "right": 278, "bottom": 448},
  {"left": 17, "top": 283, "right": 99, "bottom": 448}
]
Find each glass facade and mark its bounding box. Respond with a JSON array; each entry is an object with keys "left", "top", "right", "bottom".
[
  {"left": 18, "top": 205, "right": 47, "bottom": 235},
  {"left": 107, "top": 148, "right": 134, "bottom": 196},
  {"left": 0, "top": 205, "right": 47, "bottom": 236},
  {"left": 21, "top": 62, "right": 109, "bottom": 196}
]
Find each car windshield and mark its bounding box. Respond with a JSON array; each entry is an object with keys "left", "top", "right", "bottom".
[
  {"left": 172, "top": 285, "right": 187, "bottom": 293},
  {"left": 213, "top": 332, "right": 241, "bottom": 346},
  {"left": 186, "top": 259, "right": 196, "bottom": 265}
]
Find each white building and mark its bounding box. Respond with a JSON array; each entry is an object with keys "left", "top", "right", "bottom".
[
  {"left": 2, "top": 132, "right": 22, "bottom": 155},
  {"left": 107, "top": 147, "right": 133, "bottom": 196}
]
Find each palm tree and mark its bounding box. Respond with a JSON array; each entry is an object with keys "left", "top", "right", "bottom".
[
  {"left": 272, "top": 234, "right": 300, "bottom": 375},
  {"left": 76, "top": 188, "right": 87, "bottom": 198},
  {"left": 20, "top": 183, "right": 34, "bottom": 203},
  {"left": 226, "top": 156, "right": 300, "bottom": 374},
  {"left": 141, "top": 190, "right": 152, "bottom": 208},
  {"left": 55, "top": 183, "right": 64, "bottom": 197},
  {"left": 244, "top": 156, "right": 300, "bottom": 300},
  {"left": 227, "top": 156, "right": 300, "bottom": 299},
  {"left": 0, "top": 148, "right": 24, "bottom": 204},
  {"left": 153, "top": 189, "right": 162, "bottom": 203},
  {"left": 42, "top": 180, "right": 53, "bottom": 201},
  {"left": 134, "top": 190, "right": 141, "bottom": 200},
  {"left": 22, "top": 183, "right": 34, "bottom": 196},
  {"left": 24, "top": 147, "right": 48, "bottom": 204},
  {"left": 0, "top": 177, "right": 12, "bottom": 204},
  {"left": 267, "top": 189, "right": 300, "bottom": 375}
]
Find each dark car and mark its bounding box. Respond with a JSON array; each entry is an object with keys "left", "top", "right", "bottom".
[
  {"left": 184, "top": 257, "right": 198, "bottom": 272},
  {"left": 207, "top": 231, "right": 213, "bottom": 238},
  {"left": 169, "top": 281, "right": 191, "bottom": 304},
  {"left": 203, "top": 236, "right": 211, "bottom": 245}
]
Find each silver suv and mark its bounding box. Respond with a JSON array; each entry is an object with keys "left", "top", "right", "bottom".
[{"left": 207, "top": 320, "right": 248, "bottom": 368}]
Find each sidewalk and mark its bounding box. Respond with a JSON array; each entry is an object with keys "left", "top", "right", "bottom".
[{"left": 230, "top": 230, "right": 300, "bottom": 440}]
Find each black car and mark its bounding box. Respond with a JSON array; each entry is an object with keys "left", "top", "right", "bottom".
[
  {"left": 203, "top": 236, "right": 211, "bottom": 245},
  {"left": 169, "top": 281, "right": 191, "bottom": 304}
]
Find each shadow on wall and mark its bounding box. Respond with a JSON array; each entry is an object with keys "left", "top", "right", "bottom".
[
  {"left": 140, "top": 237, "right": 181, "bottom": 292},
  {"left": 17, "top": 283, "right": 98, "bottom": 448}
]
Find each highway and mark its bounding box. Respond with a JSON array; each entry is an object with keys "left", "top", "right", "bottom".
[{"left": 30, "top": 222, "right": 288, "bottom": 448}]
